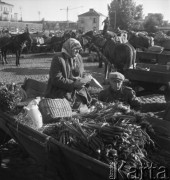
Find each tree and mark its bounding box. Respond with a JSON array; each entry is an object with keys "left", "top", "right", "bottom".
[
  {"left": 143, "top": 13, "right": 164, "bottom": 32},
  {"left": 108, "top": 0, "right": 143, "bottom": 30}
]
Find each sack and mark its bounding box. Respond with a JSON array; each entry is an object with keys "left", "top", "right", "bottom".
[
  {"left": 147, "top": 45, "right": 164, "bottom": 53},
  {"left": 72, "top": 87, "right": 92, "bottom": 110},
  {"left": 22, "top": 78, "right": 47, "bottom": 98},
  {"left": 39, "top": 98, "right": 72, "bottom": 123}
]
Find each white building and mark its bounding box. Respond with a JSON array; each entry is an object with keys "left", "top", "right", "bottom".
[
  {"left": 77, "top": 8, "right": 106, "bottom": 33},
  {"left": 0, "top": 0, "right": 14, "bottom": 21}
]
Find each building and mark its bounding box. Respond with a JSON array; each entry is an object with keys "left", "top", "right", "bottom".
[
  {"left": 0, "top": 21, "right": 43, "bottom": 33},
  {"left": 0, "top": 0, "right": 77, "bottom": 33},
  {"left": 77, "top": 8, "right": 106, "bottom": 33},
  {"left": 0, "top": 0, "right": 14, "bottom": 21},
  {"left": 43, "top": 20, "right": 77, "bottom": 32}
]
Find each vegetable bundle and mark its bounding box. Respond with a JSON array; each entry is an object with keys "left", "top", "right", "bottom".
[{"left": 0, "top": 83, "right": 24, "bottom": 114}]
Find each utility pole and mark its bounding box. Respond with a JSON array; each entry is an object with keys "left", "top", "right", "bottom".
[
  {"left": 19, "top": 6, "right": 22, "bottom": 21},
  {"left": 60, "top": 6, "right": 83, "bottom": 29},
  {"left": 113, "top": 10, "right": 116, "bottom": 29},
  {"left": 38, "top": 11, "right": 41, "bottom": 21}
]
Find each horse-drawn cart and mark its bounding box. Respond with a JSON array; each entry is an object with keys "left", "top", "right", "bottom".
[
  {"left": 125, "top": 63, "right": 170, "bottom": 101},
  {"left": 0, "top": 111, "right": 110, "bottom": 180},
  {"left": 124, "top": 49, "right": 170, "bottom": 101}
]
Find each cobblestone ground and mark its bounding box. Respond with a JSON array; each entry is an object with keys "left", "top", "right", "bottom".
[{"left": 0, "top": 139, "right": 62, "bottom": 180}]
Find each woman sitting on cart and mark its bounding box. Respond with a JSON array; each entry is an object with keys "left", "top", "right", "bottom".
[
  {"left": 45, "top": 38, "right": 92, "bottom": 110},
  {"left": 98, "top": 72, "right": 141, "bottom": 110}
]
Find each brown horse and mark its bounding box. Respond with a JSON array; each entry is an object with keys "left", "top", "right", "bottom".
[
  {"left": 83, "top": 33, "right": 136, "bottom": 83},
  {"left": 1, "top": 32, "right": 32, "bottom": 66}
]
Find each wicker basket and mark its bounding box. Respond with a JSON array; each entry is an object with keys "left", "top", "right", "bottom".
[{"left": 39, "top": 98, "right": 72, "bottom": 123}]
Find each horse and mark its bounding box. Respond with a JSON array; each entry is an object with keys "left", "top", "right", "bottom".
[
  {"left": 82, "top": 31, "right": 104, "bottom": 68},
  {"left": 42, "top": 30, "right": 76, "bottom": 53},
  {"left": 1, "top": 32, "right": 32, "bottom": 66},
  {"left": 83, "top": 33, "right": 136, "bottom": 83},
  {"left": 128, "top": 31, "right": 154, "bottom": 51}
]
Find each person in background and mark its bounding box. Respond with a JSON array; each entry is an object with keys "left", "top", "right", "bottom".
[
  {"left": 25, "top": 24, "right": 29, "bottom": 33},
  {"left": 102, "top": 17, "right": 109, "bottom": 36},
  {"left": 98, "top": 72, "right": 141, "bottom": 110},
  {"left": 45, "top": 38, "right": 92, "bottom": 109}
]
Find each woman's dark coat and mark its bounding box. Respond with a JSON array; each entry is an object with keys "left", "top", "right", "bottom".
[{"left": 45, "top": 52, "right": 84, "bottom": 102}]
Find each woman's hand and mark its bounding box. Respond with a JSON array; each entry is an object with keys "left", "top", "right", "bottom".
[
  {"left": 73, "top": 76, "right": 81, "bottom": 81},
  {"left": 73, "top": 79, "right": 86, "bottom": 89}
]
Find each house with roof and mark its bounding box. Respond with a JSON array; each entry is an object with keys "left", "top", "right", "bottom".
[
  {"left": 0, "top": 0, "right": 14, "bottom": 21},
  {"left": 77, "top": 8, "right": 106, "bottom": 33}
]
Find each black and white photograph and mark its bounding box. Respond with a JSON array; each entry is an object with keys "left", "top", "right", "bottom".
[{"left": 0, "top": 0, "right": 170, "bottom": 179}]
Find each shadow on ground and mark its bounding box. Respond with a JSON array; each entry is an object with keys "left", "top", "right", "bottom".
[{"left": 2, "top": 67, "right": 49, "bottom": 76}]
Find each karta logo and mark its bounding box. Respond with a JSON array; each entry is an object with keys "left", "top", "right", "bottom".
[{"left": 109, "top": 161, "right": 169, "bottom": 180}]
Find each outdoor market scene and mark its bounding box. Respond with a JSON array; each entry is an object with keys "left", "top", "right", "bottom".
[{"left": 0, "top": 0, "right": 170, "bottom": 179}]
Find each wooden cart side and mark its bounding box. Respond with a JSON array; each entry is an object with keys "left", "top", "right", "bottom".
[
  {"left": 125, "top": 69, "right": 170, "bottom": 84},
  {"left": 0, "top": 112, "right": 111, "bottom": 180},
  {"left": 137, "top": 51, "right": 170, "bottom": 65}
]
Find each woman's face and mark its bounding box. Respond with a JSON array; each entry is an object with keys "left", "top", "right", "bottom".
[
  {"left": 71, "top": 48, "right": 80, "bottom": 58},
  {"left": 109, "top": 79, "right": 123, "bottom": 91}
]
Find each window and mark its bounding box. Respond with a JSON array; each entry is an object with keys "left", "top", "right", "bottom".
[
  {"left": 81, "top": 19, "right": 84, "bottom": 24},
  {"left": 93, "top": 18, "right": 96, "bottom": 23}
]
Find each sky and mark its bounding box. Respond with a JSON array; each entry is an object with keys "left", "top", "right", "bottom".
[{"left": 4, "top": 0, "right": 170, "bottom": 22}]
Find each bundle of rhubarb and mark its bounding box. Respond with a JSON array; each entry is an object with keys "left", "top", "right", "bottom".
[{"left": 41, "top": 101, "right": 165, "bottom": 177}]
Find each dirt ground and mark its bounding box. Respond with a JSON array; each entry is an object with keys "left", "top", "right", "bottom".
[{"left": 0, "top": 53, "right": 104, "bottom": 85}]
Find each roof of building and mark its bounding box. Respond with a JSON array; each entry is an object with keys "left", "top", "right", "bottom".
[
  {"left": 0, "top": 1, "right": 13, "bottom": 6},
  {"left": 78, "top": 8, "right": 105, "bottom": 17}
]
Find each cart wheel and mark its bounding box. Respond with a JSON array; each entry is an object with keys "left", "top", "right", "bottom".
[{"left": 165, "top": 82, "right": 170, "bottom": 102}]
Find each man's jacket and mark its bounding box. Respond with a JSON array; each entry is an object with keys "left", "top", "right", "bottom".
[{"left": 98, "top": 86, "right": 141, "bottom": 110}]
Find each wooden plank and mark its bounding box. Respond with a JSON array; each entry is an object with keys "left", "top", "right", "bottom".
[
  {"left": 136, "top": 63, "right": 170, "bottom": 72},
  {"left": 125, "top": 69, "right": 170, "bottom": 84},
  {"left": 137, "top": 51, "right": 170, "bottom": 65},
  {"left": 137, "top": 51, "right": 158, "bottom": 63},
  {"left": 157, "top": 53, "right": 170, "bottom": 64}
]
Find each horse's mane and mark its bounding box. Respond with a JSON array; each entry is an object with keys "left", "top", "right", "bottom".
[{"left": 83, "top": 31, "right": 94, "bottom": 38}]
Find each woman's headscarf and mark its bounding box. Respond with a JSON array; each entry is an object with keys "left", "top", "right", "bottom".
[{"left": 61, "top": 38, "right": 82, "bottom": 58}]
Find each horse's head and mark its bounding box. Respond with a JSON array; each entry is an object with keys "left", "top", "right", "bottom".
[
  {"left": 24, "top": 32, "right": 32, "bottom": 43},
  {"left": 22, "top": 32, "right": 33, "bottom": 51}
]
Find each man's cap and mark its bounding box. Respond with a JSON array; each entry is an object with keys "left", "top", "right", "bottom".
[{"left": 109, "top": 72, "right": 125, "bottom": 81}]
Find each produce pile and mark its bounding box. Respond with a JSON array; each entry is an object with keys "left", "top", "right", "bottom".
[
  {"left": 0, "top": 82, "right": 169, "bottom": 177},
  {"left": 40, "top": 101, "right": 169, "bottom": 178}
]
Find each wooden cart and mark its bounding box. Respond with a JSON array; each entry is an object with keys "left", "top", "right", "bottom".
[
  {"left": 0, "top": 111, "right": 112, "bottom": 180},
  {"left": 124, "top": 63, "right": 170, "bottom": 101},
  {"left": 136, "top": 50, "right": 170, "bottom": 65}
]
